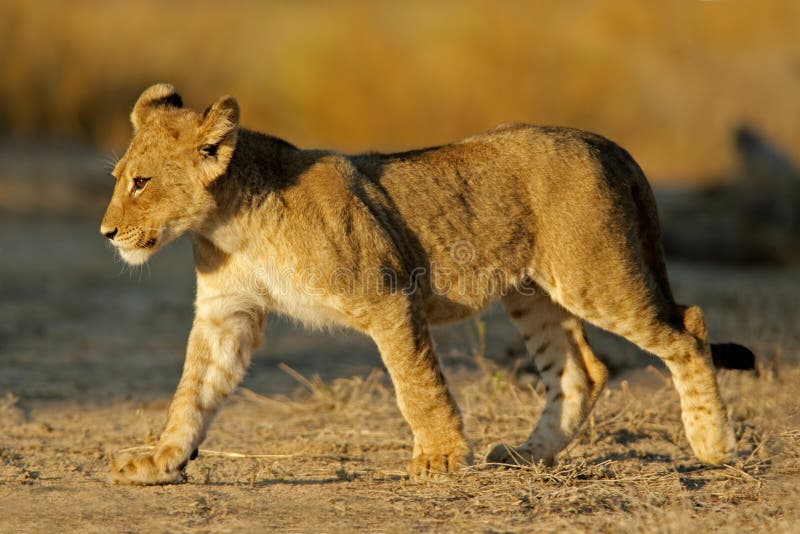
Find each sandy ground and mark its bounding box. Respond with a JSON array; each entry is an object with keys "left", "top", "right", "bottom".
[{"left": 1, "top": 142, "right": 799, "bottom": 532}]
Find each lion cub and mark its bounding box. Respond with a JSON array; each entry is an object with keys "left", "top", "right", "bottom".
[{"left": 103, "top": 84, "right": 754, "bottom": 484}]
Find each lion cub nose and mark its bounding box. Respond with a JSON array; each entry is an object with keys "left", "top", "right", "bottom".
[{"left": 101, "top": 226, "right": 119, "bottom": 240}]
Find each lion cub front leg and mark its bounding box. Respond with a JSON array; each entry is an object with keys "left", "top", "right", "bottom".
[
  {"left": 370, "top": 299, "right": 470, "bottom": 477},
  {"left": 111, "top": 303, "right": 264, "bottom": 485}
]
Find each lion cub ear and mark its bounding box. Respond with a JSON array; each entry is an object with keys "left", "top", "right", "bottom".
[
  {"left": 130, "top": 83, "right": 183, "bottom": 131},
  {"left": 196, "top": 96, "right": 240, "bottom": 183}
]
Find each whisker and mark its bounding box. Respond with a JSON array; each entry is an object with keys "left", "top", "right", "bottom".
[{"left": 103, "top": 150, "right": 121, "bottom": 171}]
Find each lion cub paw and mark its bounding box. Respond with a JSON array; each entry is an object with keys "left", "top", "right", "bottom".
[
  {"left": 407, "top": 453, "right": 464, "bottom": 478},
  {"left": 110, "top": 451, "right": 186, "bottom": 485},
  {"left": 686, "top": 424, "right": 736, "bottom": 466},
  {"left": 407, "top": 445, "right": 470, "bottom": 479},
  {"left": 486, "top": 443, "right": 554, "bottom": 468}
]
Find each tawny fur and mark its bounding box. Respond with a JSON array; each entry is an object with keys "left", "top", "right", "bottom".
[{"left": 102, "top": 84, "right": 737, "bottom": 484}]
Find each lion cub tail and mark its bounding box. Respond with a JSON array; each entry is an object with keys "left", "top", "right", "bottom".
[{"left": 710, "top": 343, "right": 757, "bottom": 371}]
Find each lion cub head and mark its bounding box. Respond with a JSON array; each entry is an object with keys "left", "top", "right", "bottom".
[{"left": 100, "top": 83, "right": 239, "bottom": 265}]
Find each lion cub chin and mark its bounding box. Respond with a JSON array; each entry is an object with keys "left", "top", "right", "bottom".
[
  {"left": 117, "top": 247, "right": 155, "bottom": 266},
  {"left": 102, "top": 84, "right": 753, "bottom": 485}
]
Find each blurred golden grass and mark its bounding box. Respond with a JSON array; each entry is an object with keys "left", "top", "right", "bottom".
[{"left": 1, "top": 0, "right": 799, "bottom": 181}]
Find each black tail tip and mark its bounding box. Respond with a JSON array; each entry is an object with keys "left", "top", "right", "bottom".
[{"left": 711, "top": 343, "right": 757, "bottom": 371}]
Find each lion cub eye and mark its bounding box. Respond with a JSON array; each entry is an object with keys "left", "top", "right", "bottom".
[
  {"left": 200, "top": 144, "right": 218, "bottom": 158},
  {"left": 132, "top": 177, "right": 151, "bottom": 192}
]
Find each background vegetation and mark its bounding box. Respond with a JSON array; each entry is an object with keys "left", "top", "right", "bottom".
[{"left": 1, "top": 0, "right": 798, "bottom": 182}]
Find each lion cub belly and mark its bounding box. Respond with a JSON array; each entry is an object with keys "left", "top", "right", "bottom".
[{"left": 250, "top": 261, "right": 356, "bottom": 330}]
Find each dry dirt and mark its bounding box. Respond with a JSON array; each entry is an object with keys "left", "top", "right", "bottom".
[{"left": 1, "top": 142, "right": 799, "bottom": 532}]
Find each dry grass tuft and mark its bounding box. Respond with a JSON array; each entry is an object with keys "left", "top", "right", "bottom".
[{"left": 276, "top": 363, "right": 391, "bottom": 414}]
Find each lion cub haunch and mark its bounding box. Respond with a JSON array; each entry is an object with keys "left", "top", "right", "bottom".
[{"left": 103, "top": 84, "right": 753, "bottom": 485}]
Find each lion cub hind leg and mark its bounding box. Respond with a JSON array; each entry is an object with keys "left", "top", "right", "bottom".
[
  {"left": 590, "top": 304, "right": 734, "bottom": 465},
  {"left": 643, "top": 306, "right": 735, "bottom": 465},
  {"left": 553, "top": 274, "right": 735, "bottom": 465},
  {"left": 370, "top": 297, "right": 470, "bottom": 478},
  {"left": 487, "top": 290, "right": 608, "bottom": 467}
]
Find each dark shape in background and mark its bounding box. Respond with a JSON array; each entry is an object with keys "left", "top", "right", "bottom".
[{"left": 659, "top": 126, "right": 800, "bottom": 265}]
